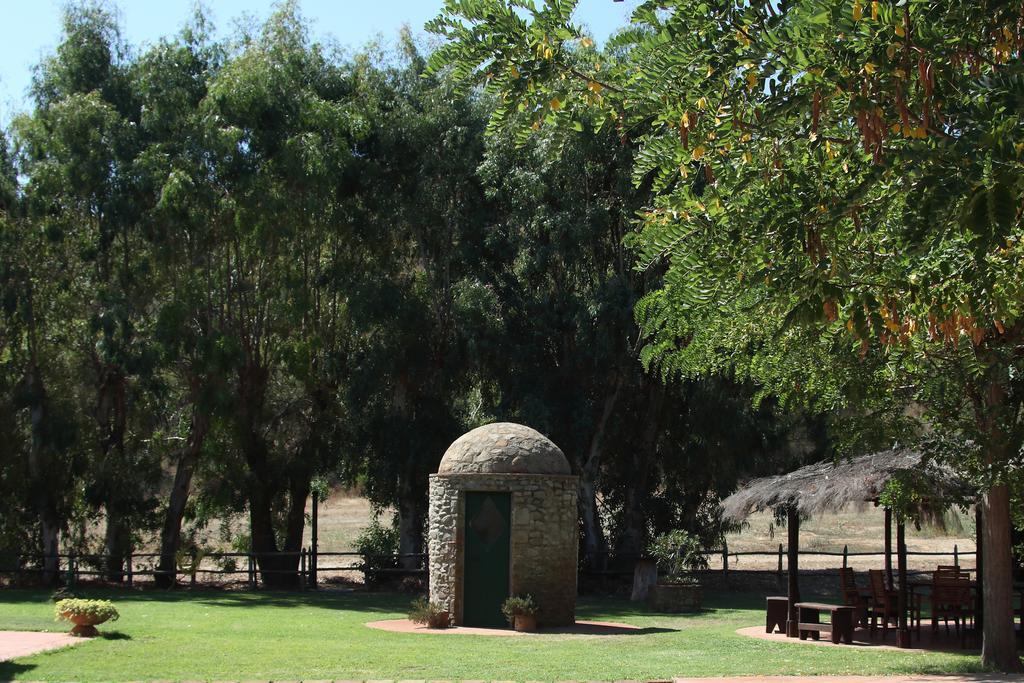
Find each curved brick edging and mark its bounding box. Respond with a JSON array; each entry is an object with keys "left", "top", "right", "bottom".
[{"left": 365, "top": 618, "right": 642, "bottom": 637}]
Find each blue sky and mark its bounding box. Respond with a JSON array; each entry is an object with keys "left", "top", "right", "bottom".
[{"left": 0, "top": 0, "right": 639, "bottom": 120}]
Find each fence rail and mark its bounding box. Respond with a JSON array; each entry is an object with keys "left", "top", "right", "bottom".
[
  {"left": 0, "top": 549, "right": 428, "bottom": 588},
  {"left": 1, "top": 543, "right": 976, "bottom": 588}
]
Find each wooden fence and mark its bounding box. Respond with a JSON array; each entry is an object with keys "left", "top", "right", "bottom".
[{"left": 1, "top": 544, "right": 976, "bottom": 589}]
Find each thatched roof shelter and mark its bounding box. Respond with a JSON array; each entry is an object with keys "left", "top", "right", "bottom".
[
  {"left": 721, "top": 448, "right": 972, "bottom": 523},
  {"left": 721, "top": 448, "right": 976, "bottom": 649}
]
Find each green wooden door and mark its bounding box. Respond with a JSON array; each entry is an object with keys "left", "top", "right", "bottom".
[{"left": 462, "top": 491, "right": 511, "bottom": 627}]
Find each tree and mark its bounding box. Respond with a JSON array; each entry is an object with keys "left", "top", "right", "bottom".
[
  {"left": 430, "top": 0, "right": 1023, "bottom": 669},
  {"left": 15, "top": 2, "right": 165, "bottom": 582},
  {"left": 133, "top": 11, "right": 227, "bottom": 588},
  {"left": 344, "top": 35, "right": 493, "bottom": 565},
  {"left": 193, "top": 2, "right": 369, "bottom": 586}
]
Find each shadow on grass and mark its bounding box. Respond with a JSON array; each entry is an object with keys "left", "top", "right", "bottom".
[
  {"left": 0, "top": 586, "right": 409, "bottom": 611},
  {"left": 0, "top": 661, "right": 35, "bottom": 680},
  {"left": 189, "top": 589, "right": 413, "bottom": 613},
  {"left": 575, "top": 592, "right": 764, "bottom": 621},
  {"left": 1, "top": 585, "right": 771, "bottom": 624},
  {"left": 99, "top": 630, "right": 131, "bottom": 640},
  {"left": 548, "top": 623, "right": 679, "bottom": 636}
]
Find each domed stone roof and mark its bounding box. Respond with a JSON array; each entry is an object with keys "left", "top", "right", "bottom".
[{"left": 437, "top": 422, "right": 571, "bottom": 475}]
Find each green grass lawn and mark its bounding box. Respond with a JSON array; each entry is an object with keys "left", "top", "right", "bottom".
[{"left": 0, "top": 588, "right": 982, "bottom": 681}]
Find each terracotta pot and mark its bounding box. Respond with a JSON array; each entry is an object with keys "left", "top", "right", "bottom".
[
  {"left": 62, "top": 612, "right": 110, "bottom": 638},
  {"left": 426, "top": 611, "right": 450, "bottom": 629},
  {"left": 513, "top": 614, "right": 537, "bottom": 632}
]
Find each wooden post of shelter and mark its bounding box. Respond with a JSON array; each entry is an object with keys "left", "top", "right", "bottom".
[
  {"left": 884, "top": 507, "right": 894, "bottom": 590},
  {"left": 975, "top": 504, "right": 984, "bottom": 642},
  {"left": 310, "top": 490, "right": 319, "bottom": 588},
  {"left": 896, "top": 518, "right": 911, "bottom": 648},
  {"left": 786, "top": 507, "right": 801, "bottom": 638}
]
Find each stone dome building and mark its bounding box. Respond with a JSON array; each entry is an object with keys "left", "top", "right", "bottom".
[{"left": 428, "top": 423, "right": 578, "bottom": 628}]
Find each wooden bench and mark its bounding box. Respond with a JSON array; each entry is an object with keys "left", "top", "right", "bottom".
[
  {"left": 765, "top": 596, "right": 788, "bottom": 634},
  {"left": 794, "top": 602, "right": 855, "bottom": 644}
]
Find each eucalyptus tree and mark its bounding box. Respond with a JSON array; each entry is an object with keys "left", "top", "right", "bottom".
[
  {"left": 477, "top": 118, "right": 819, "bottom": 562},
  {"left": 429, "top": 0, "right": 1024, "bottom": 668},
  {"left": 475, "top": 121, "right": 648, "bottom": 564},
  {"left": 16, "top": 2, "right": 163, "bottom": 581},
  {"left": 344, "top": 35, "right": 494, "bottom": 565},
  {"left": 196, "top": 2, "right": 370, "bottom": 586},
  {"left": 131, "top": 13, "right": 229, "bottom": 587},
  {"left": 0, "top": 130, "right": 86, "bottom": 584}
]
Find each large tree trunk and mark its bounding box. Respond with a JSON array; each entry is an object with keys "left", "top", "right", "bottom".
[
  {"left": 578, "top": 479, "right": 607, "bottom": 568},
  {"left": 280, "top": 466, "right": 311, "bottom": 584},
  {"left": 981, "top": 481, "right": 1021, "bottom": 670},
  {"left": 102, "top": 511, "right": 131, "bottom": 583},
  {"left": 237, "top": 363, "right": 291, "bottom": 588},
  {"left": 613, "top": 382, "right": 666, "bottom": 560},
  {"left": 95, "top": 362, "right": 129, "bottom": 583},
  {"left": 575, "top": 373, "right": 623, "bottom": 568},
  {"left": 40, "top": 520, "right": 59, "bottom": 586},
  {"left": 978, "top": 377, "right": 1022, "bottom": 671},
  {"left": 248, "top": 480, "right": 290, "bottom": 587},
  {"left": 397, "top": 467, "right": 426, "bottom": 570},
  {"left": 24, "top": 363, "right": 60, "bottom": 585},
  {"left": 155, "top": 405, "right": 209, "bottom": 588}
]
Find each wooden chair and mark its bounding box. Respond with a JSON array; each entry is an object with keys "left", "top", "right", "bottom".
[
  {"left": 839, "top": 567, "right": 869, "bottom": 627},
  {"left": 867, "top": 569, "right": 900, "bottom": 639},
  {"left": 931, "top": 570, "right": 973, "bottom": 646}
]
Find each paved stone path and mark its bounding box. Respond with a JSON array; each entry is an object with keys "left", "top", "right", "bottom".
[
  {"left": 5, "top": 676, "right": 1024, "bottom": 682},
  {"left": 0, "top": 630, "right": 82, "bottom": 661}
]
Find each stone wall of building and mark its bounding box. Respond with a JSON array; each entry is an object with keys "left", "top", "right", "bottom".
[{"left": 428, "top": 473, "right": 578, "bottom": 627}]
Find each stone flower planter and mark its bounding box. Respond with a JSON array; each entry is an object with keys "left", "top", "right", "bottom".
[
  {"left": 62, "top": 612, "right": 110, "bottom": 638},
  {"left": 513, "top": 614, "right": 537, "bottom": 632},
  {"left": 648, "top": 582, "right": 703, "bottom": 613}
]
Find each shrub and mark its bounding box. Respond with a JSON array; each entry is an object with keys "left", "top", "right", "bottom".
[
  {"left": 54, "top": 598, "right": 119, "bottom": 623},
  {"left": 501, "top": 595, "right": 537, "bottom": 625},
  {"left": 408, "top": 597, "right": 449, "bottom": 628},
  {"left": 648, "top": 530, "right": 708, "bottom": 583},
  {"left": 355, "top": 517, "right": 400, "bottom": 581}
]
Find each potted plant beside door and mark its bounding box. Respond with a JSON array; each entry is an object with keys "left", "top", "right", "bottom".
[
  {"left": 647, "top": 530, "right": 708, "bottom": 612},
  {"left": 408, "top": 597, "right": 450, "bottom": 629},
  {"left": 502, "top": 595, "right": 538, "bottom": 632}
]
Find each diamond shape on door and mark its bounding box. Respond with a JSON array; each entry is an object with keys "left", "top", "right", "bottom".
[{"left": 469, "top": 496, "right": 506, "bottom": 547}]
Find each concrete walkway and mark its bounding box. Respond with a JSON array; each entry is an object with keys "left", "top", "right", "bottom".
[{"left": 0, "top": 630, "right": 82, "bottom": 661}]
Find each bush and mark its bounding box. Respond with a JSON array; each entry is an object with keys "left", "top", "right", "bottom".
[
  {"left": 355, "top": 517, "right": 400, "bottom": 582},
  {"left": 648, "top": 530, "right": 708, "bottom": 583},
  {"left": 408, "top": 597, "right": 449, "bottom": 628},
  {"left": 54, "top": 599, "right": 119, "bottom": 623},
  {"left": 501, "top": 595, "right": 537, "bottom": 625}
]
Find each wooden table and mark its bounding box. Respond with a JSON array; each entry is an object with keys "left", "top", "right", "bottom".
[{"left": 793, "top": 602, "right": 855, "bottom": 644}]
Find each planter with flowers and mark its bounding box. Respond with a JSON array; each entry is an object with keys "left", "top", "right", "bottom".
[{"left": 55, "top": 598, "right": 119, "bottom": 637}]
